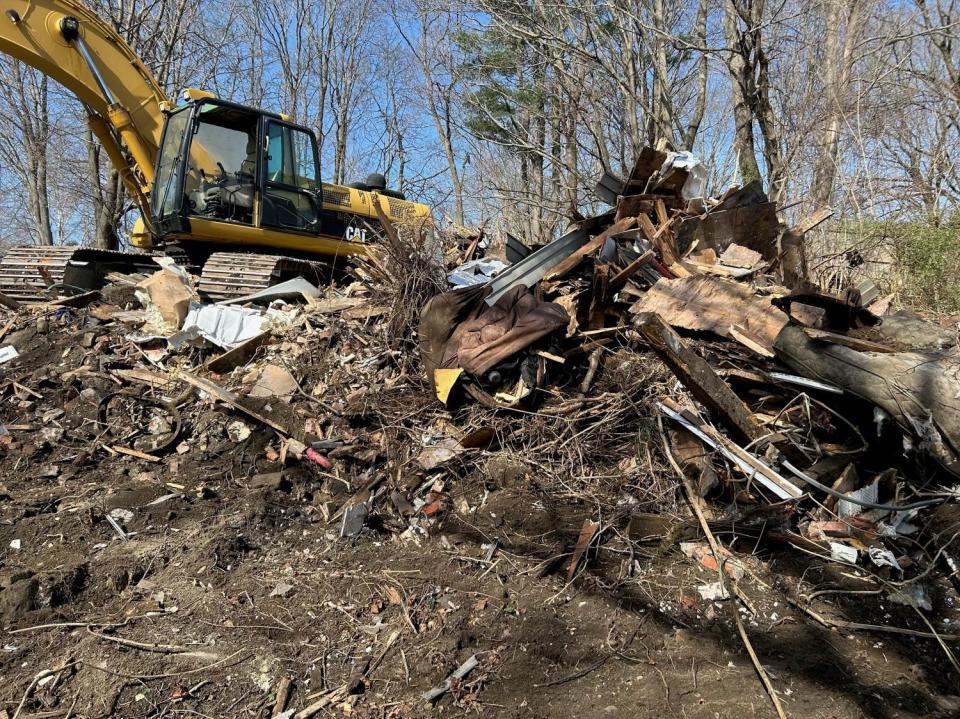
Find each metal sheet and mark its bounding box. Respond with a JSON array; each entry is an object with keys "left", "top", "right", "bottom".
[{"left": 485, "top": 225, "right": 591, "bottom": 306}]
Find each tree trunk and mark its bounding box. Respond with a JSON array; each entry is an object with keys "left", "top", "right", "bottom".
[
  {"left": 683, "top": 0, "right": 709, "bottom": 149},
  {"left": 809, "top": 0, "right": 864, "bottom": 211},
  {"left": 722, "top": 0, "right": 762, "bottom": 184}
]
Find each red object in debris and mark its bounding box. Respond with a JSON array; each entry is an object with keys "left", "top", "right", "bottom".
[
  {"left": 421, "top": 491, "right": 451, "bottom": 516},
  {"left": 304, "top": 448, "right": 332, "bottom": 469},
  {"left": 421, "top": 500, "right": 445, "bottom": 516}
]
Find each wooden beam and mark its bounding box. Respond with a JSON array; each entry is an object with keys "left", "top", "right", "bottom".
[
  {"left": 636, "top": 312, "right": 764, "bottom": 445},
  {"left": 543, "top": 217, "right": 637, "bottom": 282},
  {"left": 610, "top": 250, "right": 654, "bottom": 288}
]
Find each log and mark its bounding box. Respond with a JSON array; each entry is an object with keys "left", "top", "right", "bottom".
[{"left": 775, "top": 325, "right": 960, "bottom": 476}]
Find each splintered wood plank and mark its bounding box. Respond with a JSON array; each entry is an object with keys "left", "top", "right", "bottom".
[
  {"left": 206, "top": 331, "right": 273, "bottom": 373},
  {"left": 636, "top": 312, "right": 764, "bottom": 445},
  {"left": 624, "top": 147, "right": 669, "bottom": 191},
  {"left": 180, "top": 371, "right": 289, "bottom": 435},
  {"left": 791, "top": 207, "right": 834, "bottom": 235},
  {"left": 610, "top": 250, "right": 654, "bottom": 287},
  {"left": 638, "top": 214, "right": 680, "bottom": 266},
  {"left": 655, "top": 199, "right": 670, "bottom": 226},
  {"left": 630, "top": 275, "right": 789, "bottom": 353},
  {"left": 543, "top": 217, "right": 636, "bottom": 282},
  {"left": 689, "top": 202, "right": 781, "bottom": 260}
]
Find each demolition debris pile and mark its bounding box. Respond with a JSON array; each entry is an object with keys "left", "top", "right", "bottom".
[{"left": 0, "top": 146, "right": 959, "bottom": 716}]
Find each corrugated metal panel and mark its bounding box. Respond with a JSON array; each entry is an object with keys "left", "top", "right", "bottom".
[{"left": 485, "top": 225, "right": 592, "bottom": 306}]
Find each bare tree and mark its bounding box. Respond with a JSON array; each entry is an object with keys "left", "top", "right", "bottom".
[
  {"left": 809, "top": 0, "right": 868, "bottom": 210},
  {"left": 396, "top": 0, "right": 467, "bottom": 224},
  {"left": 0, "top": 60, "right": 54, "bottom": 246}
]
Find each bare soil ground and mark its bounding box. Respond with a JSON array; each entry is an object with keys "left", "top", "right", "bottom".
[{"left": 0, "top": 303, "right": 958, "bottom": 719}]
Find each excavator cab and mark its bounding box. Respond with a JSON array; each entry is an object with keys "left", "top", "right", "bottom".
[{"left": 151, "top": 97, "right": 323, "bottom": 238}]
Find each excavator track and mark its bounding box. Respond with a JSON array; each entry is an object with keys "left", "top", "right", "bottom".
[
  {"left": 0, "top": 247, "right": 76, "bottom": 302},
  {"left": 0, "top": 247, "right": 332, "bottom": 305},
  {"left": 0, "top": 246, "right": 160, "bottom": 303},
  {"left": 198, "top": 251, "right": 329, "bottom": 301}
]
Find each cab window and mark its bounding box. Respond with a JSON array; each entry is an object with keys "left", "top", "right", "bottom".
[
  {"left": 183, "top": 103, "right": 258, "bottom": 224},
  {"left": 266, "top": 123, "right": 318, "bottom": 188},
  {"left": 262, "top": 121, "right": 321, "bottom": 231}
]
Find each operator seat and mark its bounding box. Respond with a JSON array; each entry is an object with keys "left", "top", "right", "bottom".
[{"left": 239, "top": 133, "right": 258, "bottom": 179}]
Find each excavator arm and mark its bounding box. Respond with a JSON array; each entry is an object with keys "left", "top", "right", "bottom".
[{"left": 0, "top": 0, "right": 169, "bottom": 220}]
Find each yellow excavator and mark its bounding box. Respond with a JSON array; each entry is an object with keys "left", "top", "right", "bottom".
[{"left": 0, "top": 0, "right": 431, "bottom": 301}]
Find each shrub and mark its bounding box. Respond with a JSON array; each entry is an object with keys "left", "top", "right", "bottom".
[{"left": 894, "top": 221, "right": 960, "bottom": 313}]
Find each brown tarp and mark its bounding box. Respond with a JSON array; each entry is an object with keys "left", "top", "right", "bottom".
[
  {"left": 420, "top": 284, "right": 568, "bottom": 388},
  {"left": 445, "top": 285, "right": 567, "bottom": 375}
]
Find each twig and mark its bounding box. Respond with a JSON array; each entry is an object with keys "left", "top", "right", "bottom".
[
  {"left": 12, "top": 661, "right": 77, "bottom": 719},
  {"left": 785, "top": 595, "right": 960, "bottom": 641},
  {"left": 83, "top": 649, "right": 249, "bottom": 680},
  {"left": 87, "top": 628, "right": 212, "bottom": 656},
  {"left": 296, "top": 629, "right": 401, "bottom": 718},
  {"left": 659, "top": 411, "right": 788, "bottom": 719},
  {"left": 533, "top": 654, "right": 610, "bottom": 688},
  {"left": 10, "top": 620, "right": 127, "bottom": 634},
  {"left": 293, "top": 687, "right": 347, "bottom": 719},
  {"left": 422, "top": 654, "right": 480, "bottom": 702}
]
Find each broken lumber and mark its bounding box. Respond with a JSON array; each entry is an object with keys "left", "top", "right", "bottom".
[
  {"left": 610, "top": 250, "right": 654, "bottom": 288},
  {"left": 206, "top": 331, "right": 272, "bottom": 373},
  {"left": 635, "top": 312, "right": 764, "bottom": 445},
  {"left": 566, "top": 518, "right": 601, "bottom": 581},
  {"left": 630, "top": 275, "right": 789, "bottom": 353},
  {"left": 544, "top": 216, "right": 637, "bottom": 282},
  {"left": 179, "top": 371, "right": 289, "bottom": 435},
  {"left": 638, "top": 213, "right": 681, "bottom": 266}
]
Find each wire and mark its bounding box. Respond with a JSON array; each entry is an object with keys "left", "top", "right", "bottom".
[
  {"left": 47, "top": 282, "right": 90, "bottom": 293},
  {"left": 782, "top": 460, "right": 947, "bottom": 512}
]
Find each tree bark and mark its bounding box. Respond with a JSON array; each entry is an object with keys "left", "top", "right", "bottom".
[
  {"left": 809, "top": 0, "right": 865, "bottom": 211},
  {"left": 722, "top": 0, "right": 762, "bottom": 184}
]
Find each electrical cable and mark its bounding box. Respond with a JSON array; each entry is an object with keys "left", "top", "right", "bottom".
[{"left": 782, "top": 459, "right": 947, "bottom": 512}]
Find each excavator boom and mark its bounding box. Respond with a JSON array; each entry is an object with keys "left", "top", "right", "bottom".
[{"left": 0, "top": 0, "right": 165, "bottom": 212}]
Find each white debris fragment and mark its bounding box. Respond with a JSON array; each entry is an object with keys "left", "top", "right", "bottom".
[
  {"left": 829, "top": 542, "right": 858, "bottom": 564},
  {"left": 697, "top": 581, "right": 729, "bottom": 601}
]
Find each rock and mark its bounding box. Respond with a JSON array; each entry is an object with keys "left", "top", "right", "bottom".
[
  {"left": 0, "top": 576, "right": 39, "bottom": 621},
  {"left": 340, "top": 502, "right": 369, "bottom": 537},
  {"left": 249, "top": 472, "right": 289, "bottom": 492}
]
